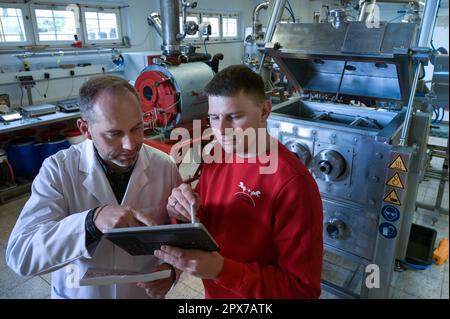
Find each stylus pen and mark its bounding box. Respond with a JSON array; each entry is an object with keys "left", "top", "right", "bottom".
[{"left": 190, "top": 203, "right": 196, "bottom": 223}]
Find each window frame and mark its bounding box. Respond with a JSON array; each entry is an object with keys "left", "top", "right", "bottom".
[
  {"left": 221, "top": 13, "right": 239, "bottom": 40},
  {"left": 180, "top": 10, "right": 241, "bottom": 45},
  {"left": 80, "top": 6, "right": 123, "bottom": 46},
  {"left": 0, "top": 2, "right": 239, "bottom": 50},
  {"left": 0, "top": 1, "right": 129, "bottom": 50},
  {"left": 30, "top": 3, "right": 80, "bottom": 46},
  {"left": 0, "top": 3, "right": 33, "bottom": 47},
  {"left": 200, "top": 12, "right": 221, "bottom": 41}
]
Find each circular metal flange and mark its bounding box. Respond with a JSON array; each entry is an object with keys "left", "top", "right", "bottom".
[
  {"left": 311, "top": 149, "right": 346, "bottom": 181},
  {"left": 284, "top": 141, "right": 311, "bottom": 166}
]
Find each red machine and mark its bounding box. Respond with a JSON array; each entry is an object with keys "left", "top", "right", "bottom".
[
  {"left": 135, "top": 55, "right": 216, "bottom": 161},
  {"left": 135, "top": 0, "right": 222, "bottom": 163}
]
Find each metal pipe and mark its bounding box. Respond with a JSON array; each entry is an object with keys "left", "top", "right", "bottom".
[
  {"left": 181, "top": 1, "right": 187, "bottom": 34},
  {"left": 26, "top": 87, "right": 33, "bottom": 106},
  {"left": 253, "top": 2, "right": 269, "bottom": 40},
  {"left": 15, "top": 49, "right": 117, "bottom": 59},
  {"left": 358, "top": 1, "right": 366, "bottom": 21},
  {"left": 428, "top": 151, "right": 448, "bottom": 159},
  {"left": 399, "top": 62, "right": 422, "bottom": 147},
  {"left": 160, "top": 0, "right": 181, "bottom": 55},
  {"left": 358, "top": 1, "right": 370, "bottom": 21},
  {"left": 179, "top": 0, "right": 188, "bottom": 41},
  {"left": 426, "top": 170, "right": 450, "bottom": 180},
  {"left": 178, "top": 1, "right": 197, "bottom": 42},
  {"left": 257, "top": 53, "right": 266, "bottom": 75},
  {"left": 417, "top": 0, "right": 441, "bottom": 47},
  {"left": 258, "top": 0, "right": 286, "bottom": 76},
  {"left": 0, "top": 68, "right": 123, "bottom": 87},
  {"left": 362, "top": 0, "right": 378, "bottom": 24},
  {"left": 148, "top": 13, "right": 163, "bottom": 39},
  {"left": 264, "top": 0, "right": 287, "bottom": 45}
]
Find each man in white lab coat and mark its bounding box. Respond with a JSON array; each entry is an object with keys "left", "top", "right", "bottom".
[{"left": 6, "top": 75, "right": 182, "bottom": 299}]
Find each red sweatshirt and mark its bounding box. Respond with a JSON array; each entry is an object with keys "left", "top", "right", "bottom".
[{"left": 195, "top": 141, "right": 323, "bottom": 299}]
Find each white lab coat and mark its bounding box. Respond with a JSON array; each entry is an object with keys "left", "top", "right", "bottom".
[{"left": 6, "top": 139, "right": 182, "bottom": 299}]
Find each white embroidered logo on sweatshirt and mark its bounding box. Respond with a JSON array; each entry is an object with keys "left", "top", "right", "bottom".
[{"left": 234, "top": 181, "right": 261, "bottom": 207}]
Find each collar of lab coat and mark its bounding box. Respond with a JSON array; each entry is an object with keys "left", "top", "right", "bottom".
[{"left": 79, "top": 139, "right": 150, "bottom": 206}]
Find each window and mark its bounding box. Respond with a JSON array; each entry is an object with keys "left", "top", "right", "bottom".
[
  {"left": 201, "top": 14, "right": 220, "bottom": 39},
  {"left": 179, "top": 14, "right": 199, "bottom": 40},
  {"left": 31, "top": 5, "right": 78, "bottom": 43},
  {"left": 1, "top": 2, "right": 128, "bottom": 49},
  {"left": 222, "top": 14, "right": 238, "bottom": 39},
  {"left": 0, "top": 4, "right": 30, "bottom": 44},
  {"left": 179, "top": 11, "right": 240, "bottom": 44},
  {"left": 82, "top": 8, "right": 121, "bottom": 44}
]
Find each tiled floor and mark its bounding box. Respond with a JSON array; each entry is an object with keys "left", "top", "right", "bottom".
[
  {"left": 0, "top": 147, "right": 448, "bottom": 299},
  {"left": 319, "top": 206, "right": 449, "bottom": 299}
]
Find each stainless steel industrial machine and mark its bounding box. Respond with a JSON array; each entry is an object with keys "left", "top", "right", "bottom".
[{"left": 263, "top": 0, "right": 441, "bottom": 298}]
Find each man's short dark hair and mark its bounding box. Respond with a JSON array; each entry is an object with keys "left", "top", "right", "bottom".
[
  {"left": 204, "top": 65, "right": 266, "bottom": 104},
  {"left": 79, "top": 75, "right": 140, "bottom": 122}
]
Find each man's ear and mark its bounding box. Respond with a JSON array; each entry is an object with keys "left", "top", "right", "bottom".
[
  {"left": 261, "top": 100, "right": 272, "bottom": 122},
  {"left": 77, "top": 118, "right": 92, "bottom": 140}
]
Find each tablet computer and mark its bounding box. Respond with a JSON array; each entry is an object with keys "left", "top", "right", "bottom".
[{"left": 103, "top": 223, "right": 219, "bottom": 256}]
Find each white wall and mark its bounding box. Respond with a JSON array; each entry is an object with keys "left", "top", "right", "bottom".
[{"left": 129, "top": 0, "right": 256, "bottom": 68}]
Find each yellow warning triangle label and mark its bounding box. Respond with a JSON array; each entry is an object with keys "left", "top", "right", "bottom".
[
  {"left": 386, "top": 172, "right": 405, "bottom": 189},
  {"left": 389, "top": 155, "right": 408, "bottom": 172},
  {"left": 384, "top": 190, "right": 402, "bottom": 206}
]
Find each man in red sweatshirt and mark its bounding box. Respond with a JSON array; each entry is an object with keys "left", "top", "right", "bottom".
[{"left": 152, "top": 65, "right": 323, "bottom": 298}]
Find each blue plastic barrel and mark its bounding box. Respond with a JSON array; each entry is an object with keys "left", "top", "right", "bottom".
[
  {"left": 40, "top": 135, "right": 70, "bottom": 162},
  {"left": 7, "top": 137, "right": 40, "bottom": 178}
]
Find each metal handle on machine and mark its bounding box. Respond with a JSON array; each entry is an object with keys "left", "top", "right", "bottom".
[{"left": 399, "top": 62, "right": 421, "bottom": 147}]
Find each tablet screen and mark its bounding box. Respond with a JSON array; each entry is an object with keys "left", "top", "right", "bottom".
[{"left": 103, "top": 223, "right": 219, "bottom": 256}]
